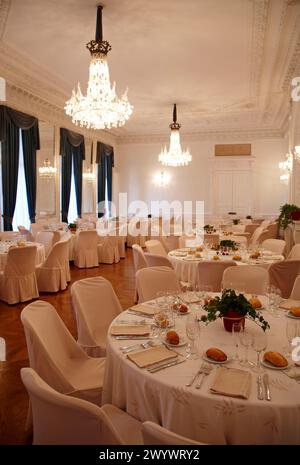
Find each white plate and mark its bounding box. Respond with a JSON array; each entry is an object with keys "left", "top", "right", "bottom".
[
  {"left": 261, "top": 359, "right": 289, "bottom": 370},
  {"left": 162, "top": 335, "right": 187, "bottom": 348},
  {"left": 286, "top": 311, "right": 300, "bottom": 320},
  {"left": 202, "top": 354, "right": 230, "bottom": 364}
]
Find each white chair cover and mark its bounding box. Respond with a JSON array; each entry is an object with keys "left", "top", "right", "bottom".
[
  {"left": 161, "top": 235, "right": 179, "bottom": 252},
  {"left": 71, "top": 277, "right": 122, "bottom": 357},
  {"left": 31, "top": 223, "right": 43, "bottom": 240},
  {"left": 197, "top": 261, "right": 237, "bottom": 292},
  {"left": 222, "top": 265, "right": 268, "bottom": 294},
  {"left": 117, "top": 225, "right": 127, "bottom": 258},
  {"left": 269, "top": 260, "right": 300, "bottom": 298},
  {"left": 145, "top": 240, "right": 167, "bottom": 257},
  {"left": 36, "top": 241, "right": 69, "bottom": 292},
  {"left": 21, "top": 368, "right": 143, "bottom": 445},
  {"left": 21, "top": 300, "right": 105, "bottom": 406},
  {"left": 142, "top": 421, "right": 204, "bottom": 445},
  {"left": 36, "top": 231, "right": 54, "bottom": 257},
  {"left": 144, "top": 253, "right": 173, "bottom": 268},
  {"left": 0, "top": 246, "right": 39, "bottom": 304},
  {"left": 136, "top": 266, "right": 181, "bottom": 303},
  {"left": 290, "top": 275, "right": 300, "bottom": 300},
  {"left": 98, "top": 234, "right": 120, "bottom": 264},
  {"left": 74, "top": 230, "right": 99, "bottom": 268},
  {"left": 288, "top": 244, "right": 300, "bottom": 260},
  {"left": 244, "top": 224, "right": 260, "bottom": 236},
  {"left": 262, "top": 239, "right": 286, "bottom": 255},
  {"left": 249, "top": 226, "right": 265, "bottom": 245},
  {"left": 132, "top": 244, "right": 147, "bottom": 272}
]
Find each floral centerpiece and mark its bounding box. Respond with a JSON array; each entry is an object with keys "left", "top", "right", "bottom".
[
  {"left": 68, "top": 222, "right": 77, "bottom": 232},
  {"left": 200, "top": 289, "right": 270, "bottom": 332}
]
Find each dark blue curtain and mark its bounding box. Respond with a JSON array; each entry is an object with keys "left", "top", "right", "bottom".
[
  {"left": 96, "top": 142, "right": 114, "bottom": 218},
  {"left": 0, "top": 105, "right": 40, "bottom": 230}
]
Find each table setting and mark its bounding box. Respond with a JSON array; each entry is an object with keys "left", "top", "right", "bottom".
[
  {"left": 102, "top": 289, "right": 300, "bottom": 444},
  {"left": 0, "top": 239, "right": 45, "bottom": 270}
]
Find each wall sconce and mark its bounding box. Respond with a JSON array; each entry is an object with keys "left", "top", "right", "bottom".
[
  {"left": 278, "top": 153, "right": 292, "bottom": 185},
  {"left": 153, "top": 171, "right": 171, "bottom": 187}
]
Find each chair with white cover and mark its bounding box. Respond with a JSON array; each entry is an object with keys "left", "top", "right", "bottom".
[
  {"left": 249, "top": 226, "right": 265, "bottom": 246},
  {"left": 268, "top": 260, "right": 300, "bottom": 298},
  {"left": 262, "top": 239, "right": 286, "bottom": 255},
  {"left": 197, "top": 261, "right": 237, "bottom": 292},
  {"left": 288, "top": 244, "right": 300, "bottom": 260},
  {"left": 71, "top": 277, "right": 122, "bottom": 357},
  {"left": 98, "top": 234, "right": 120, "bottom": 264},
  {"left": 18, "top": 226, "right": 34, "bottom": 242},
  {"left": 161, "top": 235, "right": 180, "bottom": 253},
  {"left": 136, "top": 266, "right": 181, "bottom": 303},
  {"left": 36, "top": 231, "right": 54, "bottom": 257},
  {"left": 145, "top": 240, "right": 167, "bottom": 257},
  {"left": 144, "top": 253, "right": 173, "bottom": 268},
  {"left": 244, "top": 224, "right": 259, "bottom": 236},
  {"left": 74, "top": 230, "right": 99, "bottom": 268},
  {"left": 21, "top": 368, "right": 143, "bottom": 445},
  {"left": 0, "top": 246, "right": 39, "bottom": 305},
  {"left": 222, "top": 265, "right": 268, "bottom": 295},
  {"left": 35, "top": 241, "right": 69, "bottom": 292},
  {"left": 117, "top": 224, "right": 127, "bottom": 258},
  {"left": 21, "top": 300, "right": 105, "bottom": 406},
  {"left": 31, "top": 223, "right": 43, "bottom": 240},
  {"left": 132, "top": 244, "right": 147, "bottom": 272},
  {"left": 290, "top": 275, "right": 300, "bottom": 300},
  {"left": 142, "top": 421, "right": 205, "bottom": 445}
]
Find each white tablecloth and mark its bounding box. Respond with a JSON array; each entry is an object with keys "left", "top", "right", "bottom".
[
  {"left": 168, "top": 250, "right": 284, "bottom": 288},
  {"left": 0, "top": 242, "right": 45, "bottom": 271},
  {"left": 102, "top": 302, "right": 300, "bottom": 444}
]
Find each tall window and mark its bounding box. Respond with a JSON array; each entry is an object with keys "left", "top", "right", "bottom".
[
  {"left": 67, "top": 156, "right": 77, "bottom": 223},
  {"left": 12, "top": 130, "right": 30, "bottom": 230}
]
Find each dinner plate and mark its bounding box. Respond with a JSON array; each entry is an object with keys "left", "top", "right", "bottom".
[
  {"left": 261, "top": 359, "right": 290, "bottom": 370},
  {"left": 286, "top": 312, "right": 300, "bottom": 319},
  {"left": 162, "top": 335, "right": 187, "bottom": 348},
  {"left": 202, "top": 354, "right": 230, "bottom": 365}
]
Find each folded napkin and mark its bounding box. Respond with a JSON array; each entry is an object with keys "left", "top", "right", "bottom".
[
  {"left": 129, "top": 304, "right": 156, "bottom": 316},
  {"left": 285, "top": 367, "right": 300, "bottom": 381},
  {"left": 279, "top": 299, "right": 300, "bottom": 310},
  {"left": 171, "top": 251, "right": 188, "bottom": 257},
  {"left": 110, "top": 325, "right": 150, "bottom": 337},
  {"left": 127, "top": 346, "right": 177, "bottom": 368},
  {"left": 262, "top": 254, "right": 283, "bottom": 261},
  {"left": 210, "top": 367, "right": 251, "bottom": 399}
]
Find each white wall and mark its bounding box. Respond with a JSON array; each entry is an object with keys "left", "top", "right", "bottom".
[{"left": 116, "top": 137, "right": 289, "bottom": 218}]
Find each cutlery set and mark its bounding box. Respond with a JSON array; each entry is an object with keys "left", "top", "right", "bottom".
[
  {"left": 257, "top": 374, "right": 271, "bottom": 401},
  {"left": 147, "top": 358, "right": 186, "bottom": 373},
  {"left": 185, "top": 363, "right": 213, "bottom": 388}
]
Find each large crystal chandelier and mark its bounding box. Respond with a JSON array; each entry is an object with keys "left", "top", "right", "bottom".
[
  {"left": 158, "top": 104, "right": 192, "bottom": 167},
  {"left": 39, "top": 159, "right": 56, "bottom": 178},
  {"left": 65, "top": 5, "right": 133, "bottom": 130}
]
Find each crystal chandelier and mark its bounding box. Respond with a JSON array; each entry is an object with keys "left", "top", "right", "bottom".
[
  {"left": 83, "top": 167, "right": 95, "bottom": 183},
  {"left": 39, "top": 159, "right": 56, "bottom": 178},
  {"left": 158, "top": 104, "right": 192, "bottom": 167},
  {"left": 65, "top": 5, "right": 133, "bottom": 130},
  {"left": 278, "top": 153, "right": 293, "bottom": 185}
]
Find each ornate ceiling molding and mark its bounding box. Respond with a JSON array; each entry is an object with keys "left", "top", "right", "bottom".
[{"left": 0, "top": 0, "right": 11, "bottom": 40}]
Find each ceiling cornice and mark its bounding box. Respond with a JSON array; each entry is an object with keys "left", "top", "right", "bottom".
[{"left": 0, "top": 0, "right": 11, "bottom": 40}]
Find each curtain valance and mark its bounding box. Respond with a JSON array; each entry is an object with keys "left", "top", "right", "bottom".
[
  {"left": 0, "top": 105, "right": 40, "bottom": 149},
  {"left": 60, "top": 128, "right": 85, "bottom": 160},
  {"left": 96, "top": 142, "right": 114, "bottom": 166}
]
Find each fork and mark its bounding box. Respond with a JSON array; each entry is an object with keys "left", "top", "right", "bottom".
[
  {"left": 185, "top": 368, "right": 203, "bottom": 387},
  {"left": 195, "top": 363, "right": 213, "bottom": 389},
  {"left": 122, "top": 340, "right": 155, "bottom": 353}
]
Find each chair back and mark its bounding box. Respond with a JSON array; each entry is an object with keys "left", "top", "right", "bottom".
[
  {"left": 36, "top": 231, "right": 54, "bottom": 256},
  {"left": 288, "top": 244, "right": 300, "bottom": 260},
  {"left": 132, "top": 244, "right": 147, "bottom": 272},
  {"left": 31, "top": 223, "right": 43, "bottom": 240},
  {"left": 136, "top": 266, "right": 181, "bottom": 303},
  {"left": 249, "top": 226, "right": 265, "bottom": 245},
  {"left": 269, "top": 260, "right": 300, "bottom": 298},
  {"left": 142, "top": 421, "right": 204, "bottom": 445},
  {"left": 244, "top": 224, "right": 259, "bottom": 235},
  {"left": 145, "top": 240, "right": 167, "bottom": 257},
  {"left": 262, "top": 239, "right": 286, "bottom": 255},
  {"left": 144, "top": 253, "right": 173, "bottom": 268},
  {"left": 71, "top": 277, "right": 122, "bottom": 356},
  {"left": 4, "top": 245, "right": 37, "bottom": 277},
  {"left": 161, "top": 235, "right": 179, "bottom": 252},
  {"left": 197, "top": 261, "right": 237, "bottom": 292},
  {"left": 222, "top": 265, "right": 268, "bottom": 294},
  {"left": 43, "top": 240, "right": 69, "bottom": 268},
  {"left": 290, "top": 275, "right": 300, "bottom": 300}
]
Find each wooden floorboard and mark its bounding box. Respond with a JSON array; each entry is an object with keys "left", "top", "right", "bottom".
[{"left": 0, "top": 248, "right": 136, "bottom": 444}]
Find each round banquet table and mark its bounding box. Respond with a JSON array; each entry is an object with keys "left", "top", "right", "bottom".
[
  {"left": 102, "top": 299, "right": 300, "bottom": 445},
  {"left": 168, "top": 249, "right": 285, "bottom": 289},
  {"left": 0, "top": 242, "right": 45, "bottom": 271}
]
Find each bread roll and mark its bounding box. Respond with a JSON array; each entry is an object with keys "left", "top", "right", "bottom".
[
  {"left": 166, "top": 331, "right": 180, "bottom": 345},
  {"left": 249, "top": 297, "right": 262, "bottom": 309},
  {"left": 178, "top": 304, "right": 188, "bottom": 313},
  {"left": 290, "top": 307, "right": 300, "bottom": 317},
  {"left": 263, "top": 351, "right": 288, "bottom": 368},
  {"left": 206, "top": 347, "right": 227, "bottom": 362}
]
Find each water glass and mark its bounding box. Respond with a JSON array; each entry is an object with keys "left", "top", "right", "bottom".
[
  {"left": 185, "top": 314, "right": 200, "bottom": 360},
  {"left": 285, "top": 319, "right": 298, "bottom": 356},
  {"left": 251, "top": 329, "right": 267, "bottom": 372},
  {"left": 239, "top": 327, "right": 252, "bottom": 367},
  {"left": 232, "top": 322, "right": 241, "bottom": 361}
]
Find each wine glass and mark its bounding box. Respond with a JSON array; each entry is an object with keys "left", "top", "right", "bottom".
[
  {"left": 285, "top": 319, "right": 298, "bottom": 356},
  {"left": 185, "top": 314, "right": 200, "bottom": 360},
  {"left": 251, "top": 329, "right": 267, "bottom": 372},
  {"left": 232, "top": 322, "right": 242, "bottom": 361},
  {"left": 239, "top": 327, "right": 252, "bottom": 367}
]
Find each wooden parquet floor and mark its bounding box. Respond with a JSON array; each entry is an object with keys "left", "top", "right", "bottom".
[{"left": 0, "top": 248, "right": 136, "bottom": 444}]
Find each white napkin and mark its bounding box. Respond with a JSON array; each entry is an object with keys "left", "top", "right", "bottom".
[{"left": 210, "top": 367, "right": 251, "bottom": 399}]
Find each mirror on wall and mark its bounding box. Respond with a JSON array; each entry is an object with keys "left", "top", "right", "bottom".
[{"left": 36, "top": 122, "right": 56, "bottom": 217}]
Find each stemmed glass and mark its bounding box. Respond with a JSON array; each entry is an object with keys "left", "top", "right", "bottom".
[
  {"left": 285, "top": 319, "right": 298, "bottom": 356},
  {"left": 185, "top": 314, "right": 200, "bottom": 360},
  {"left": 251, "top": 329, "right": 267, "bottom": 372},
  {"left": 232, "top": 322, "right": 241, "bottom": 361},
  {"left": 239, "top": 327, "right": 252, "bottom": 367}
]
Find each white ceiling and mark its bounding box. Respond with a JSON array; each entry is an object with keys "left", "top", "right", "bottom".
[{"left": 2, "top": 0, "right": 300, "bottom": 138}]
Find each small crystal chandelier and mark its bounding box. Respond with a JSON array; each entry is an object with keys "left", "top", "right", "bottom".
[
  {"left": 158, "top": 104, "right": 192, "bottom": 167},
  {"left": 65, "top": 5, "right": 133, "bottom": 130},
  {"left": 83, "top": 167, "right": 95, "bottom": 183},
  {"left": 39, "top": 159, "right": 56, "bottom": 178}
]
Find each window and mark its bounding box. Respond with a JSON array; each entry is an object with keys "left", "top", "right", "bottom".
[
  {"left": 67, "top": 156, "right": 78, "bottom": 223},
  {"left": 12, "top": 130, "right": 30, "bottom": 230}
]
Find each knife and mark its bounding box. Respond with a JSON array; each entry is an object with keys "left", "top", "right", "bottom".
[
  {"left": 148, "top": 359, "right": 186, "bottom": 373},
  {"left": 257, "top": 376, "right": 264, "bottom": 400},
  {"left": 263, "top": 373, "right": 271, "bottom": 401}
]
